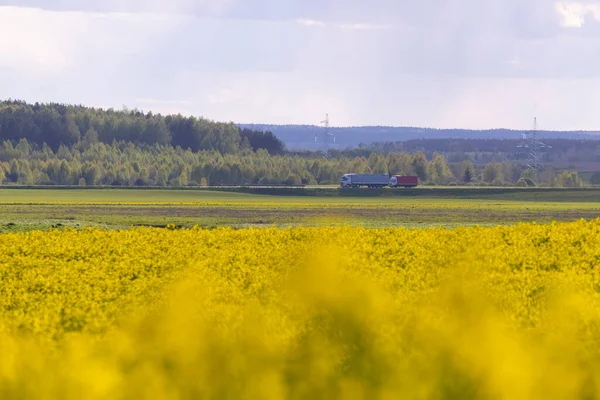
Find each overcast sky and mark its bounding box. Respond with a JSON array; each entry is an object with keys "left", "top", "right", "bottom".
[{"left": 1, "top": 1, "right": 600, "bottom": 130}]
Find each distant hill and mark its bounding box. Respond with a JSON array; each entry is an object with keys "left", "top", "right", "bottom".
[{"left": 238, "top": 124, "right": 600, "bottom": 151}]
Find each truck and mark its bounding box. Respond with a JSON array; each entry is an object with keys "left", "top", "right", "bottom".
[
  {"left": 339, "top": 174, "right": 419, "bottom": 188},
  {"left": 389, "top": 175, "right": 419, "bottom": 188},
  {"left": 339, "top": 174, "right": 390, "bottom": 188}
]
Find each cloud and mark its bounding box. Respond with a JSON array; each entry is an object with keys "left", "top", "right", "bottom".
[
  {"left": 208, "top": 89, "right": 244, "bottom": 104},
  {"left": 0, "top": 0, "right": 234, "bottom": 16},
  {"left": 555, "top": 1, "right": 600, "bottom": 27},
  {"left": 336, "top": 23, "right": 392, "bottom": 30},
  {"left": 0, "top": 7, "right": 81, "bottom": 74},
  {"left": 4, "top": 2, "right": 600, "bottom": 131},
  {"left": 296, "top": 18, "right": 325, "bottom": 27},
  {"left": 2, "top": 0, "right": 558, "bottom": 33},
  {"left": 0, "top": 6, "right": 188, "bottom": 75},
  {"left": 0, "top": 1, "right": 576, "bottom": 39},
  {"left": 296, "top": 18, "right": 391, "bottom": 30},
  {"left": 135, "top": 98, "right": 191, "bottom": 106}
]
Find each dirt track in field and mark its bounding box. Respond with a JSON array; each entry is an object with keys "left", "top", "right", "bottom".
[{"left": 4, "top": 204, "right": 599, "bottom": 228}]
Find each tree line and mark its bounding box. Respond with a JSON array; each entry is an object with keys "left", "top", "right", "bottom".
[
  {"left": 0, "top": 138, "right": 585, "bottom": 187},
  {"left": 0, "top": 100, "right": 285, "bottom": 155},
  {"left": 0, "top": 99, "right": 586, "bottom": 188},
  {"left": 351, "top": 138, "right": 600, "bottom": 165}
]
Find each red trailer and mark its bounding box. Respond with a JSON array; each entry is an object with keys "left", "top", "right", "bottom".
[{"left": 389, "top": 176, "right": 418, "bottom": 188}]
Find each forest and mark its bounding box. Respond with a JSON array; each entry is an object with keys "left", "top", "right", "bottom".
[
  {"left": 241, "top": 123, "right": 600, "bottom": 151},
  {"left": 0, "top": 100, "right": 285, "bottom": 155},
  {"left": 0, "top": 138, "right": 585, "bottom": 188},
  {"left": 351, "top": 138, "right": 600, "bottom": 164},
  {"left": 0, "top": 100, "right": 588, "bottom": 188}
]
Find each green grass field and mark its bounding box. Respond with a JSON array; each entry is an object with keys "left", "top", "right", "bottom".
[{"left": 0, "top": 187, "right": 599, "bottom": 231}]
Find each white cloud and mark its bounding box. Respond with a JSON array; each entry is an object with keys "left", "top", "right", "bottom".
[
  {"left": 0, "top": 7, "right": 80, "bottom": 74},
  {"left": 208, "top": 89, "right": 244, "bottom": 104},
  {"left": 337, "top": 23, "right": 392, "bottom": 31},
  {"left": 296, "top": 18, "right": 392, "bottom": 31},
  {"left": 296, "top": 18, "right": 325, "bottom": 27},
  {"left": 4, "top": 2, "right": 600, "bottom": 131},
  {"left": 135, "top": 98, "right": 191, "bottom": 106},
  {"left": 555, "top": 1, "right": 600, "bottom": 27},
  {"left": 296, "top": 18, "right": 391, "bottom": 30},
  {"left": 0, "top": 0, "right": 234, "bottom": 16},
  {"left": 0, "top": 6, "right": 188, "bottom": 78}
]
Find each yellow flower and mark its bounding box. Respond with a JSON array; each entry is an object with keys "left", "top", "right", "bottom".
[{"left": 1, "top": 220, "right": 600, "bottom": 398}]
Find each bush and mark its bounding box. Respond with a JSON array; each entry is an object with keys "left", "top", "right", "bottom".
[
  {"left": 516, "top": 178, "right": 536, "bottom": 187},
  {"left": 516, "top": 178, "right": 528, "bottom": 187},
  {"left": 590, "top": 172, "right": 600, "bottom": 185},
  {"left": 284, "top": 174, "right": 302, "bottom": 186},
  {"left": 556, "top": 171, "right": 584, "bottom": 188},
  {"left": 525, "top": 178, "right": 536, "bottom": 187}
]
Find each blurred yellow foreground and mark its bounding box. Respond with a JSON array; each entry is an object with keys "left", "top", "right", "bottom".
[{"left": 1, "top": 221, "right": 600, "bottom": 399}]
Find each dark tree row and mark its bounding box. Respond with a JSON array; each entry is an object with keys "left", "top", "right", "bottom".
[
  {"left": 0, "top": 100, "right": 285, "bottom": 155},
  {"left": 350, "top": 138, "right": 600, "bottom": 164}
]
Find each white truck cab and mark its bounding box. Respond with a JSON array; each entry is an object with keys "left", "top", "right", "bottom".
[{"left": 340, "top": 174, "right": 355, "bottom": 188}]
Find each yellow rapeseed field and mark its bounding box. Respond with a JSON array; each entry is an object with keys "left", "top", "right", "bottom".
[{"left": 2, "top": 220, "right": 600, "bottom": 398}]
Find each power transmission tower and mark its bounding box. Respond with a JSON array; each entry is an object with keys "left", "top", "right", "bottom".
[
  {"left": 314, "top": 113, "right": 335, "bottom": 157},
  {"left": 517, "top": 117, "right": 550, "bottom": 172}
]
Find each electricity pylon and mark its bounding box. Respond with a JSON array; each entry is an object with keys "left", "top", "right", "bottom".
[
  {"left": 314, "top": 113, "right": 335, "bottom": 157},
  {"left": 517, "top": 117, "right": 550, "bottom": 172}
]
